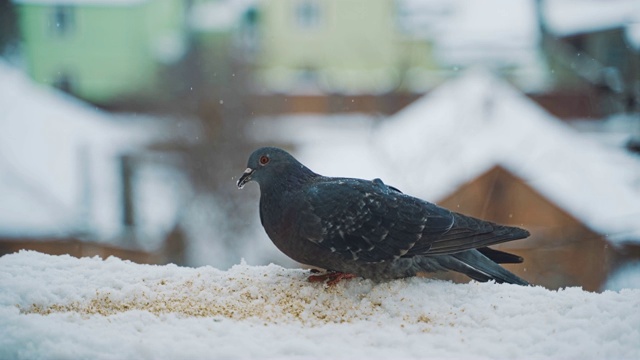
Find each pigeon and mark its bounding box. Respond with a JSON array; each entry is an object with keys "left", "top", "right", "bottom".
[{"left": 238, "top": 147, "right": 530, "bottom": 286}]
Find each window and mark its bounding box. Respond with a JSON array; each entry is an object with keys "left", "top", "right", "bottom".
[
  {"left": 50, "top": 6, "right": 75, "bottom": 37},
  {"left": 53, "top": 71, "right": 74, "bottom": 94},
  {"left": 295, "top": 0, "right": 321, "bottom": 29}
]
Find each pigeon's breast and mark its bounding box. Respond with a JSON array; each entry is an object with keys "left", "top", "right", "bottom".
[{"left": 259, "top": 190, "right": 339, "bottom": 268}]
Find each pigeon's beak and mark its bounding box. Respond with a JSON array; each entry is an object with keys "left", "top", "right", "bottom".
[{"left": 237, "top": 168, "right": 254, "bottom": 189}]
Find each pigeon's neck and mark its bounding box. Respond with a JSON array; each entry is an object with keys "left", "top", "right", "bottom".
[
  {"left": 263, "top": 164, "right": 318, "bottom": 194},
  {"left": 288, "top": 164, "right": 318, "bottom": 186}
]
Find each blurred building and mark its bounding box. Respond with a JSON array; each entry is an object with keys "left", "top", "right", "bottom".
[
  {"left": 5, "top": 0, "right": 640, "bottom": 279},
  {"left": 4, "top": 0, "right": 272, "bottom": 269},
  {"left": 8, "top": 0, "right": 639, "bottom": 123},
  {"left": 537, "top": 0, "right": 640, "bottom": 119},
  {"left": 12, "top": 0, "right": 188, "bottom": 105},
  {"left": 251, "top": 0, "right": 551, "bottom": 115},
  {"left": 254, "top": 0, "right": 435, "bottom": 95},
  {"left": 248, "top": 0, "right": 424, "bottom": 114}
]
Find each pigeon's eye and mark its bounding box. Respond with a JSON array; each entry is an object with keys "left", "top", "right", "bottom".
[{"left": 259, "top": 155, "right": 270, "bottom": 165}]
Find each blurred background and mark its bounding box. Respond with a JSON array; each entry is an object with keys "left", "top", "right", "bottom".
[{"left": 1, "top": 0, "right": 639, "bottom": 292}]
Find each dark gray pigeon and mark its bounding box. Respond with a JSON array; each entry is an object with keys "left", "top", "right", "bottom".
[{"left": 238, "top": 147, "right": 530, "bottom": 286}]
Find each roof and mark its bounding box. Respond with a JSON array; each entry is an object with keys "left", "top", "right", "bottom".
[
  {"left": 0, "top": 61, "right": 187, "bottom": 240},
  {"left": 542, "top": 0, "right": 640, "bottom": 48},
  {"left": 397, "top": 0, "right": 548, "bottom": 91},
  {"left": 399, "top": 0, "right": 539, "bottom": 44},
  {"left": 189, "top": 0, "right": 258, "bottom": 32},
  {"left": 375, "top": 69, "right": 640, "bottom": 244},
  {"left": 0, "top": 61, "right": 121, "bottom": 236}
]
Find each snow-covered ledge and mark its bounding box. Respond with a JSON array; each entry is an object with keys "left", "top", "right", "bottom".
[{"left": 1, "top": 251, "right": 638, "bottom": 359}]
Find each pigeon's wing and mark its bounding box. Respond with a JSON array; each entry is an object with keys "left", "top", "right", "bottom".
[
  {"left": 297, "top": 178, "right": 456, "bottom": 263},
  {"left": 297, "top": 178, "right": 530, "bottom": 263}
]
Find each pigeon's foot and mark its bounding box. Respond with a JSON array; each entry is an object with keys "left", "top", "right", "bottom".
[{"left": 308, "top": 270, "right": 356, "bottom": 286}]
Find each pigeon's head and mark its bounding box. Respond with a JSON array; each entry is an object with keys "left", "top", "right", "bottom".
[{"left": 237, "top": 147, "right": 310, "bottom": 189}]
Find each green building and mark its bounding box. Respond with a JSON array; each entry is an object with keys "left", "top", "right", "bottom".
[{"left": 13, "top": 0, "right": 187, "bottom": 104}]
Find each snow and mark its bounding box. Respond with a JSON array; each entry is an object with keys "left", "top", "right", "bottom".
[
  {"left": 1, "top": 251, "right": 639, "bottom": 359},
  {"left": 606, "top": 262, "right": 640, "bottom": 292},
  {"left": 400, "top": 0, "right": 538, "bottom": 46},
  {"left": 543, "top": 0, "right": 640, "bottom": 36},
  {"left": 543, "top": 0, "right": 640, "bottom": 49},
  {"left": 152, "top": 31, "right": 187, "bottom": 64},
  {"left": 189, "top": 0, "right": 258, "bottom": 32},
  {"left": 0, "top": 61, "right": 134, "bottom": 237},
  {"left": 398, "top": 0, "right": 549, "bottom": 91},
  {"left": 627, "top": 23, "right": 640, "bottom": 49}
]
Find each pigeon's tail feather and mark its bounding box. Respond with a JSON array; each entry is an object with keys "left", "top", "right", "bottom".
[
  {"left": 426, "top": 219, "right": 530, "bottom": 256},
  {"left": 477, "top": 247, "right": 523, "bottom": 264},
  {"left": 444, "top": 250, "right": 529, "bottom": 285}
]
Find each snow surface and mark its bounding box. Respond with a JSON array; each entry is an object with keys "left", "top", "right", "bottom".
[{"left": 1, "top": 251, "right": 639, "bottom": 359}]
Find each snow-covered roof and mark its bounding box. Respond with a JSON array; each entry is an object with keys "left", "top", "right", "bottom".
[
  {"left": 0, "top": 62, "right": 120, "bottom": 236},
  {"left": 1, "top": 251, "right": 639, "bottom": 358},
  {"left": 543, "top": 0, "right": 640, "bottom": 48},
  {"left": 398, "top": 0, "right": 538, "bottom": 43},
  {"left": 189, "top": 0, "right": 258, "bottom": 32},
  {"left": 0, "top": 61, "right": 187, "bottom": 241},
  {"left": 398, "top": 0, "right": 549, "bottom": 91},
  {"left": 376, "top": 69, "right": 640, "bottom": 244}
]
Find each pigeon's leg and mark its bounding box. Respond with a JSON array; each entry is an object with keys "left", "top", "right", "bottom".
[
  {"left": 326, "top": 272, "right": 356, "bottom": 286},
  {"left": 308, "top": 270, "right": 356, "bottom": 286}
]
